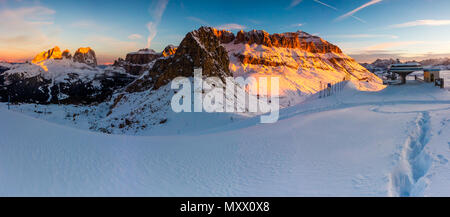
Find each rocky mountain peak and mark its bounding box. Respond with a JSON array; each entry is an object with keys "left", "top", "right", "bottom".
[
  {"left": 73, "top": 47, "right": 97, "bottom": 67},
  {"left": 125, "top": 48, "right": 159, "bottom": 65},
  {"left": 62, "top": 49, "right": 72, "bottom": 59},
  {"left": 32, "top": 46, "right": 63, "bottom": 64},
  {"left": 162, "top": 45, "right": 178, "bottom": 57},
  {"left": 126, "top": 26, "right": 231, "bottom": 92},
  {"left": 228, "top": 29, "right": 343, "bottom": 54}
]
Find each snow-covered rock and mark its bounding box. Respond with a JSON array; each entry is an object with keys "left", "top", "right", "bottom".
[{"left": 0, "top": 58, "right": 135, "bottom": 104}]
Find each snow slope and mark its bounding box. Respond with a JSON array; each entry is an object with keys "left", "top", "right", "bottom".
[
  {"left": 224, "top": 42, "right": 385, "bottom": 107},
  {"left": 1, "top": 81, "right": 449, "bottom": 196}
]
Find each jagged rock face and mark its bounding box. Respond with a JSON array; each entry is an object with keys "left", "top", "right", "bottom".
[
  {"left": 212, "top": 29, "right": 235, "bottom": 44},
  {"left": 32, "top": 46, "right": 63, "bottom": 64},
  {"left": 73, "top": 47, "right": 97, "bottom": 67},
  {"left": 162, "top": 45, "right": 178, "bottom": 57},
  {"left": 111, "top": 48, "right": 162, "bottom": 75},
  {"left": 62, "top": 49, "right": 72, "bottom": 59},
  {"left": 127, "top": 27, "right": 231, "bottom": 92},
  {"left": 232, "top": 30, "right": 342, "bottom": 54},
  {"left": 113, "top": 46, "right": 179, "bottom": 75},
  {"left": 125, "top": 48, "right": 160, "bottom": 65},
  {"left": 113, "top": 57, "right": 150, "bottom": 76}
]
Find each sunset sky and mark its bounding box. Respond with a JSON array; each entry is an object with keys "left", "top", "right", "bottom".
[{"left": 1, "top": 0, "right": 450, "bottom": 64}]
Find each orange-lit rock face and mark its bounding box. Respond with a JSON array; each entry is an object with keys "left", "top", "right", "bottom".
[
  {"left": 231, "top": 30, "right": 342, "bottom": 54},
  {"left": 76, "top": 47, "right": 92, "bottom": 54},
  {"left": 162, "top": 45, "right": 178, "bottom": 57},
  {"left": 212, "top": 29, "right": 235, "bottom": 44},
  {"left": 32, "top": 46, "right": 63, "bottom": 64},
  {"left": 216, "top": 27, "right": 385, "bottom": 103},
  {"left": 31, "top": 46, "right": 63, "bottom": 71}
]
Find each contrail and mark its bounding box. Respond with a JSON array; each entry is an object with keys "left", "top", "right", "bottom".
[
  {"left": 336, "top": 0, "right": 382, "bottom": 21},
  {"left": 147, "top": 0, "right": 169, "bottom": 48},
  {"left": 313, "top": 0, "right": 366, "bottom": 23},
  {"left": 313, "top": 0, "right": 337, "bottom": 11}
]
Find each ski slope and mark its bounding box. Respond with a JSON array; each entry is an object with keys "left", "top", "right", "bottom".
[{"left": 0, "top": 81, "right": 450, "bottom": 196}]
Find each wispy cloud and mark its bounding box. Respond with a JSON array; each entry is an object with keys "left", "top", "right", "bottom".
[
  {"left": 288, "top": 0, "right": 303, "bottom": 9},
  {"left": 187, "top": 16, "right": 209, "bottom": 25},
  {"left": 291, "top": 23, "right": 304, "bottom": 27},
  {"left": 147, "top": 0, "right": 169, "bottom": 48},
  {"left": 128, "top": 34, "right": 143, "bottom": 40},
  {"left": 336, "top": 0, "right": 382, "bottom": 21},
  {"left": 216, "top": 23, "right": 246, "bottom": 30},
  {"left": 0, "top": 6, "right": 60, "bottom": 61},
  {"left": 390, "top": 19, "right": 450, "bottom": 28}
]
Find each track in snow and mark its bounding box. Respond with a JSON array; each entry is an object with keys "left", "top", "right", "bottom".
[{"left": 388, "top": 112, "right": 433, "bottom": 197}]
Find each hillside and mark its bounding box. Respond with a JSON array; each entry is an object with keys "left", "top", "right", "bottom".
[{"left": 1, "top": 81, "right": 449, "bottom": 196}]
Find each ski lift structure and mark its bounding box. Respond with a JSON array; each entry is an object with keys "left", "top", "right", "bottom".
[{"left": 388, "top": 63, "right": 423, "bottom": 84}]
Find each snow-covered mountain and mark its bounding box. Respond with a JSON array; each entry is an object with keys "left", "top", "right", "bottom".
[
  {"left": 219, "top": 28, "right": 385, "bottom": 105},
  {"left": 1, "top": 26, "right": 385, "bottom": 134},
  {"left": 0, "top": 47, "right": 135, "bottom": 104}
]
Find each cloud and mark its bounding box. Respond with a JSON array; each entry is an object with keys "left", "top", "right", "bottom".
[
  {"left": 390, "top": 19, "right": 450, "bottom": 28},
  {"left": 288, "top": 0, "right": 302, "bottom": 9},
  {"left": 147, "top": 0, "right": 169, "bottom": 48},
  {"left": 336, "top": 0, "right": 382, "bottom": 21},
  {"left": 187, "top": 16, "right": 209, "bottom": 25},
  {"left": 291, "top": 23, "right": 304, "bottom": 27},
  {"left": 329, "top": 34, "right": 398, "bottom": 39},
  {"left": 128, "top": 34, "right": 143, "bottom": 40},
  {"left": 0, "top": 6, "right": 60, "bottom": 61},
  {"left": 215, "top": 23, "right": 246, "bottom": 30}
]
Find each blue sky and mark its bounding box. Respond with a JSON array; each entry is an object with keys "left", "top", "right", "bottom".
[{"left": 1, "top": 0, "right": 450, "bottom": 63}]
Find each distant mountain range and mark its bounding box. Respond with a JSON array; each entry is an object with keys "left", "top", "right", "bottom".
[{"left": 361, "top": 58, "right": 450, "bottom": 72}]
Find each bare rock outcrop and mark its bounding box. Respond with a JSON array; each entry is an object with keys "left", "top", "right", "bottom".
[
  {"left": 162, "top": 45, "right": 178, "bottom": 57},
  {"left": 231, "top": 30, "right": 342, "bottom": 54},
  {"left": 126, "top": 26, "right": 231, "bottom": 92},
  {"left": 73, "top": 47, "right": 97, "bottom": 66}
]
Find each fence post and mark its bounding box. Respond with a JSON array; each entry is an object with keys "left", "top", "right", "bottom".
[{"left": 319, "top": 82, "right": 322, "bottom": 98}]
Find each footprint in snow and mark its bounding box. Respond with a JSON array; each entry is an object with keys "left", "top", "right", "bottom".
[
  {"left": 437, "top": 154, "right": 449, "bottom": 165},
  {"left": 352, "top": 174, "right": 369, "bottom": 189}
]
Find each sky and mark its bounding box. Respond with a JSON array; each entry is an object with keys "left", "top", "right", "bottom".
[{"left": 1, "top": 0, "right": 450, "bottom": 64}]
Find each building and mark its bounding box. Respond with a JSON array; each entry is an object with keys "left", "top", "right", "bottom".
[
  {"left": 424, "top": 69, "right": 441, "bottom": 83},
  {"left": 441, "top": 70, "right": 450, "bottom": 89},
  {"left": 389, "top": 63, "right": 423, "bottom": 84}
]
